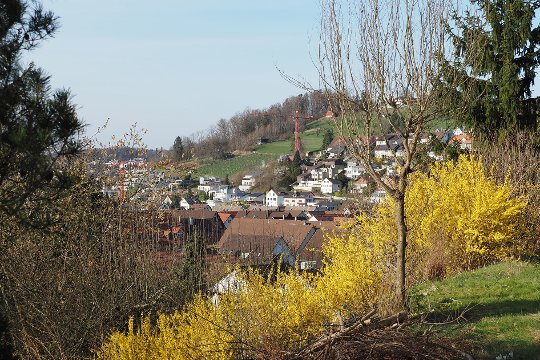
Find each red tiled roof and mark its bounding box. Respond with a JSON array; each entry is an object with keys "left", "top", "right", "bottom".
[
  {"left": 450, "top": 133, "right": 473, "bottom": 144},
  {"left": 218, "top": 212, "right": 232, "bottom": 224},
  {"left": 217, "top": 218, "right": 315, "bottom": 253}
]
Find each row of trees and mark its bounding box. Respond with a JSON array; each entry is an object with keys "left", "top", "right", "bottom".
[{"left": 171, "top": 91, "right": 332, "bottom": 160}]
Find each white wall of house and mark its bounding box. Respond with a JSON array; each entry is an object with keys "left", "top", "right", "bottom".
[
  {"left": 239, "top": 174, "right": 256, "bottom": 192},
  {"left": 321, "top": 178, "right": 341, "bottom": 194},
  {"left": 265, "top": 189, "right": 285, "bottom": 207},
  {"left": 180, "top": 198, "right": 192, "bottom": 209},
  {"left": 345, "top": 161, "right": 365, "bottom": 179},
  {"left": 293, "top": 180, "right": 320, "bottom": 192},
  {"left": 200, "top": 176, "right": 221, "bottom": 185},
  {"left": 370, "top": 190, "right": 387, "bottom": 203},
  {"left": 284, "top": 197, "right": 306, "bottom": 207}
]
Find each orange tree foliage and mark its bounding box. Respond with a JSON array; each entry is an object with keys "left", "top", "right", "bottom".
[{"left": 98, "top": 155, "right": 527, "bottom": 359}]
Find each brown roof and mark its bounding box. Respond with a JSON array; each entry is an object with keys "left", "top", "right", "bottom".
[
  {"left": 269, "top": 211, "right": 291, "bottom": 219},
  {"left": 219, "top": 234, "right": 282, "bottom": 263},
  {"left": 218, "top": 212, "right": 232, "bottom": 224},
  {"left": 217, "top": 218, "right": 316, "bottom": 254},
  {"left": 235, "top": 210, "right": 270, "bottom": 219},
  {"left": 191, "top": 204, "right": 212, "bottom": 211},
  {"left": 289, "top": 210, "right": 308, "bottom": 219},
  {"left": 175, "top": 210, "right": 217, "bottom": 220},
  {"left": 450, "top": 133, "right": 473, "bottom": 144}
]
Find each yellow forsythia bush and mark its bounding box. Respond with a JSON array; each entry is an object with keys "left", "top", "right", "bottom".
[
  {"left": 316, "top": 218, "right": 392, "bottom": 317},
  {"left": 99, "top": 268, "right": 336, "bottom": 360},
  {"left": 377, "top": 155, "right": 527, "bottom": 279},
  {"left": 99, "top": 295, "right": 234, "bottom": 360},
  {"left": 408, "top": 155, "right": 527, "bottom": 275},
  {"left": 218, "top": 268, "right": 327, "bottom": 357},
  {"left": 98, "top": 242, "right": 388, "bottom": 359}
]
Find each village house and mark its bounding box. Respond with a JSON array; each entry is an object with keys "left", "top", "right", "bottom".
[
  {"left": 217, "top": 212, "right": 234, "bottom": 229},
  {"left": 296, "top": 221, "right": 339, "bottom": 270},
  {"left": 373, "top": 134, "right": 404, "bottom": 158},
  {"left": 283, "top": 191, "right": 315, "bottom": 208},
  {"left": 310, "top": 162, "right": 344, "bottom": 183},
  {"left": 160, "top": 195, "right": 173, "bottom": 209},
  {"left": 292, "top": 172, "right": 320, "bottom": 192},
  {"left": 352, "top": 176, "right": 373, "bottom": 193},
  {"left": 158, "top": 209, "right": 224, "bottom": 250},
  {"left": 370, "top": 189, "right": 387, "bottom": 203},
  {"left": 328, "top": 145, "right": 346, "bottom": 158},
  {"left": 211, "top": 185, "right": 241, "bottom": 202},
  {"left": 216, "top": 218, "right": 336, "bottom": 270},
  {"left": 265, "top": 189, "right": 287, "bottom": 207},
  {"left": 180, "top": 196, "right": 201, "bottom": 210},
  {"left": 321, "top": 178, "right": 342, "bottom": 194},
  {"left": 313, "top": 201, "right": 341, "bottom": 211},
  {"left": 198, "top": 176, "right": 222, "bottom": 193},
  {"left": 238, "top": 174, "right": 257, "bottom": 192},
  {"left": 345, "top": 159, "right": 365, "bottom": 179},
  {"left": 450, "top": 133, "right": 473, "bottom": 150},
  {"left": 293, "top": 179, "right": 320, "bottom": 192},
  {"left": 240, "top": 193, "right": 266, "bottom": 204}
]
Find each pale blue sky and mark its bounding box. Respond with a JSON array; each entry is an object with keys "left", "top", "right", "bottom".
[
  {"left": 28, "top": 1, "right": 540, "bottom": 149},
  {"left": 30, "top": 1, "right": 322, "bottom": 148}
]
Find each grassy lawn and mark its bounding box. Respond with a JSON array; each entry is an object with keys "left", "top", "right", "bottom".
[
  {"left": 193, "top": 153, "right": 276, "bottom": 179},
  {"left": 256, "top": 132, "right": 326, "bottom": 155},
  {"left": 409, "top": 261, "right": 540, "bottom": 359},
  {"left": 305, "top": 117, "right": 335, "bottom": 131}
]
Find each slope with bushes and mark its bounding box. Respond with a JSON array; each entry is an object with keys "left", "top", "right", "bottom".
[{"left": 98, "top": 156, "right": 535, "bottom": 359}]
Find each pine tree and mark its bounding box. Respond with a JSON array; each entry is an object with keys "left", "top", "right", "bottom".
[
  {"left": 172, "top": 136, "right": 184, "bottom": 161},
  {"left": 290, "top": 151, "right": 302, "bottom": 177},
  {"left": 279, "top": 151, "right": 303, "bottom": 189},
  {"left": 322, "top": 128, "right": 334, "bottom": 150},
  {"left": 0, "top": 0, "right": 84, "bottom": 227},
  {"left": 446, "top": 0, "right": 540, "bottom": 140}
]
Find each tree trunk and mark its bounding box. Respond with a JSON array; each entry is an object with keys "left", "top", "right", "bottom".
[{"left": 395, "top": 193, "right": 407, "bottom": 309}]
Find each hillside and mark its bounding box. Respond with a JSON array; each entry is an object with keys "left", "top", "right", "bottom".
[
  {"left": 410, "top": 261, "right": 540, "bottom": 359},
  {"left": 193, "top": 117, "right": 335, "bottom": 178}
]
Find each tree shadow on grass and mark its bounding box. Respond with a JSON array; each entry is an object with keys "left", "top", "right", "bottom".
[{"left": 418, "top": 299, "right": 540, "bottom": 360}]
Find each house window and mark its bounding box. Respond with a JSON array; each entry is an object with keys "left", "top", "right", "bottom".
[{"left": 300, "top": 261, "right": 317, "bottom": 270}]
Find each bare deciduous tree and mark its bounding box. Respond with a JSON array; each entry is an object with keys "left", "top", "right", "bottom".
[{"left": 318, "top": 0, "right": 464, "bottom": 307}]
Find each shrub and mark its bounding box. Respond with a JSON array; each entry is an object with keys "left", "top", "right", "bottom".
[
  {"left": 371, "top": 155, "right": 528, "bottom": 281},
  {"left": 98, "top": 156, "right": 527, "bottom": 359},
  {"left": 407, "top": 155, "right": 527, "bottom": 276},
  {"left": 316, "top": 218, "right": 393, "bottom": 316},
  {"left": 98, "top": 268, "right": 330, "bottom": 360}
]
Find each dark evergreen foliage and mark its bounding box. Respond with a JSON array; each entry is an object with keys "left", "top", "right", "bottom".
[
  {"left": 322, "top": 128, "right": 334, "bottom": 150},
  {"left": 0, "top": 0, "right": 84, "bottom": 227},
  {"left": 172, "top": 136, "right": 184, "bottom": 161},
  {"left": 279, "top": 151, "right": 303, "bottom": 189},
  {"left": 445, "top": 0, "right": 540, "bottom": 140}
]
